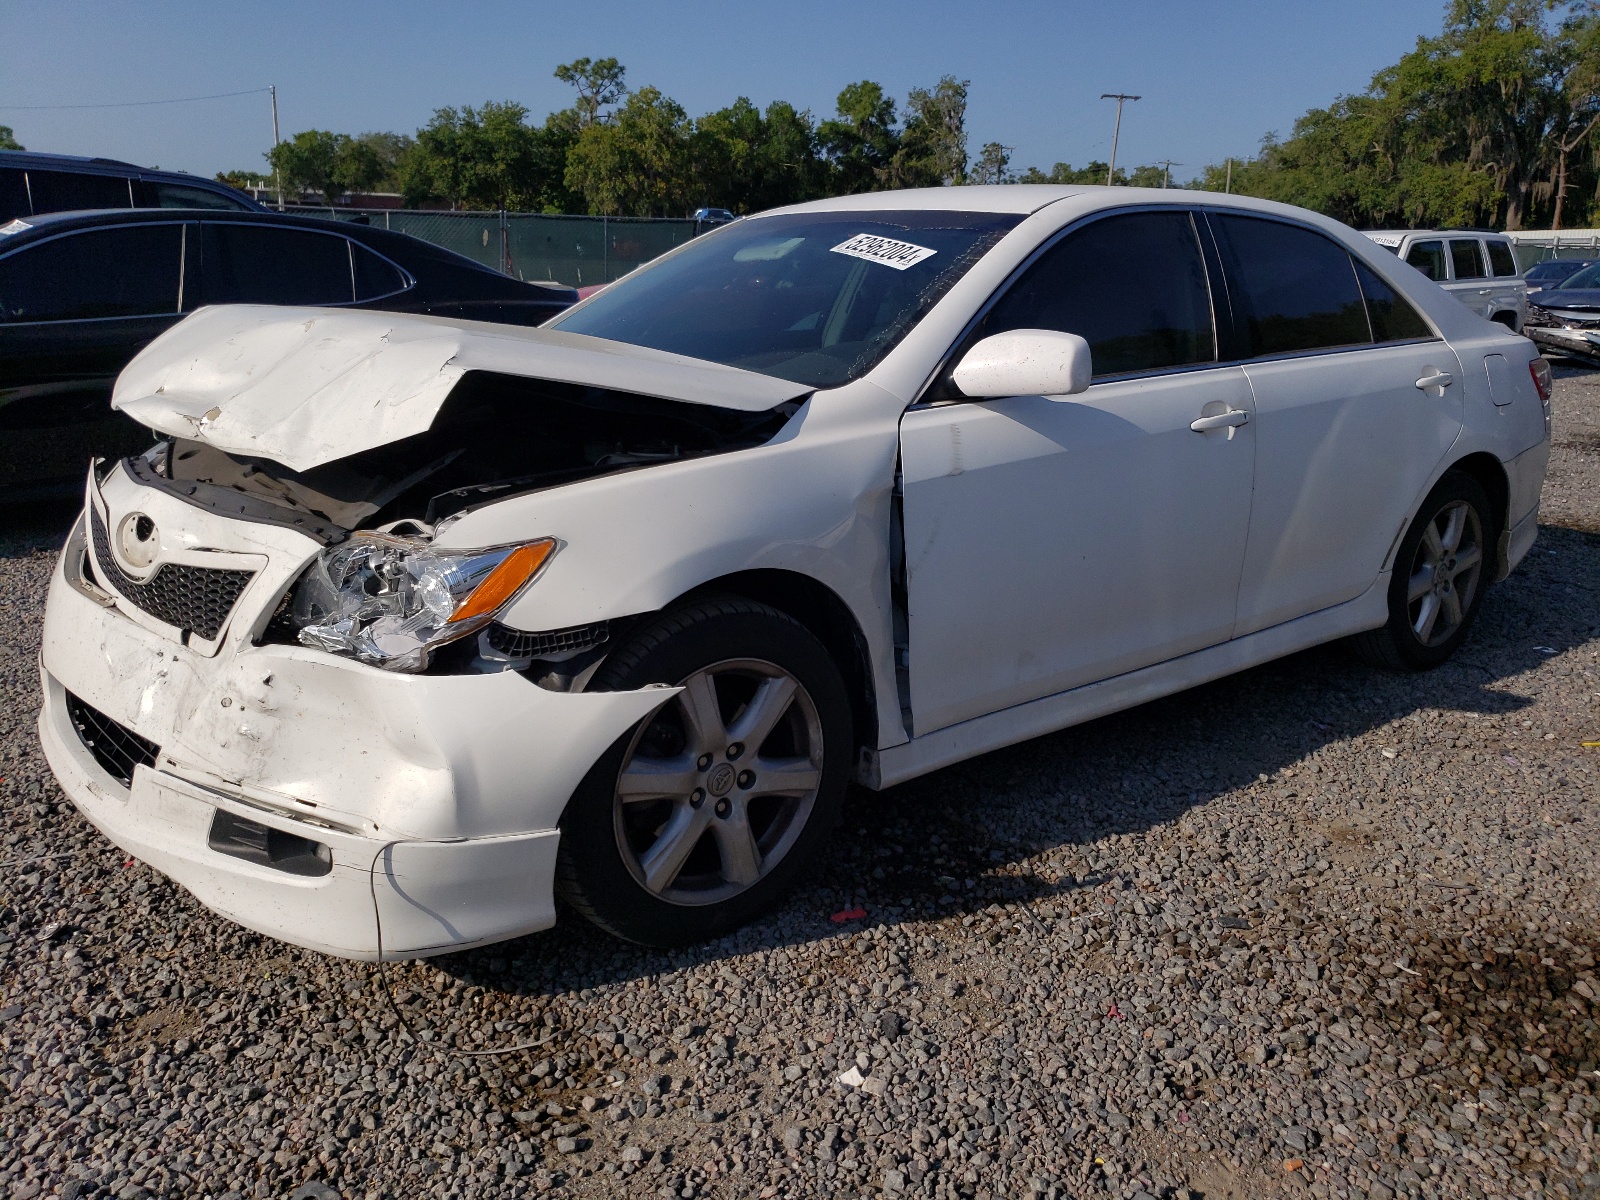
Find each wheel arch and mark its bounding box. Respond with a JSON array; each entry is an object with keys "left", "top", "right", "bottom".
[
  {"left": 677, "top": 569, "right": 879, "bottom": 762},
  {"left": 1444, "top": 450, "right": 1511, "bottom": 577}
]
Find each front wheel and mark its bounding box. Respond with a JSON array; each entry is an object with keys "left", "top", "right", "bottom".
[
  {"left": 1353, "top": 470, "right": 1493, "bottom": 671},
  {"left": 555, "top": 596, "right": 853, "bottom": 945}
]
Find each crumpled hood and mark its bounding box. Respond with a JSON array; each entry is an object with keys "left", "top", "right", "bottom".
[{"left": 112, "top": 305, "right": 812, "bottom": 472}]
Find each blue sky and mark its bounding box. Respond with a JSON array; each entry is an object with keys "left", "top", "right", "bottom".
[{"left": 1, "top": 0, "right": 1449, "bottom": 186}]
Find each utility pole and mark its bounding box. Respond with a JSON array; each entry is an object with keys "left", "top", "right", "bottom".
[
  {"left": 269, "top": 84, "right": 283, "bottom": 212},
  {"left": 1156, "top": 159, "right": 1180, "bottom": 188},
  {"left": 1100, "top": 93, "right": 1140, "bottom": 185},
  {"left": 1225, "top": 158, "right": 1233, "bottom": 194}
]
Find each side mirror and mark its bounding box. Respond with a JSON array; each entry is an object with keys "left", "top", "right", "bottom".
[{"left": 951, "top": 329, "right": 1092, "bottom": 399}]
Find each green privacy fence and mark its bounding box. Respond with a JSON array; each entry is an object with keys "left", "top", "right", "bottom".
[{"left": 297, "top": 208, "right": 703, "bottom": 288}]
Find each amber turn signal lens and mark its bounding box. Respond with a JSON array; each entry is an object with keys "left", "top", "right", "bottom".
[{"left": 449, "top": 540, "right": 556, "bottom": 624}]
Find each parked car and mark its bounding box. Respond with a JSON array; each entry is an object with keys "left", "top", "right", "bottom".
[
  {"left": 1523, "top": 256, "right": 1600, "bottom": 296},
  {"left": 39, "top": 187, "right": 1550, "bottom": 957},
  {"left": 1363, "top": 229, "right": 1526, "bottom": 330},
  {"left": 0, "top": 149, "right": 261, "bottom": 221},
  {"left": 691, "top": 207, "right": 736, "bottom": 226},
  {"left": 0, "top": 208, "right": 577, "bottom": 497},
  {"left": 1523, "top": 259, "right": 1600, "bottom": 364}
]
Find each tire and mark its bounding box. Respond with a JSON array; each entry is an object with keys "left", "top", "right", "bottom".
[
  {"left": 1353, "top": 470, "right": 1493, "bottom": 672},
  {"left": 555, "top": 596, "right": 853, "bottom": 946}
]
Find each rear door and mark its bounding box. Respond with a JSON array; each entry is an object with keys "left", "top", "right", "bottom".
[
  {"left": 0, "top": 222, "right": 189, "bottom": 490},
  {"left": 1482, "top": 238, "right": 1527, "bottom": 326},
  {"left": 1205, "top": 213, "right": 1466, "bottom": 634}
]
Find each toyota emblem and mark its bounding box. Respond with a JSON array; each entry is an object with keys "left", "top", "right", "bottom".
[{"left": 116, "top": 512, "right": 159, "bottom": 569}]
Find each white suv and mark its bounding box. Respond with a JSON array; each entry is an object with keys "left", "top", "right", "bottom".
[{"left": 1364, "top": 229, "right": 1527, "bottom": 331}]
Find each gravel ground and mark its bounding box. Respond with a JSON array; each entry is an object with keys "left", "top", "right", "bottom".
[{"left": 2, "top": 374, "right": 1598, "bottom": 1200}]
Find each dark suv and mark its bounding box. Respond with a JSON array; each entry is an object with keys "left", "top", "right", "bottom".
[{"left": 0, "top": 150, "right": 261, "bottom": 221}]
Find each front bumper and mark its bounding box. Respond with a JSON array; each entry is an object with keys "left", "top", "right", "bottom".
[
  {"left": 38, "top": 509, "right": 673, "bottom": 959},
  {"left": 1526, "top": 324, "right": 1600, "bottom": 359}
]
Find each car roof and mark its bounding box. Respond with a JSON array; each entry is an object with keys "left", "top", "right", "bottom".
[
  {"left": 0, "top": 204, "right": 574, "bottom": 293},
  {"left": 1362, "top": 228, "right": 1512, "bottom": 239},
  {"left": 0, "top": 149, "right": 261, "bottom": 207}
]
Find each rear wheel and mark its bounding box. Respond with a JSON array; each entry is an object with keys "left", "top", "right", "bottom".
[
  {"left": 1353, "top": 471, "right": 1492, "bottom": 671},
  {"left": 555, "top": 596, "right": 852, "bottom": 945}
]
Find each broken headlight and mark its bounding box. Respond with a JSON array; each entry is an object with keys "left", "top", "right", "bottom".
[{"left": 289, "top": 533, "right": 556, "bottom": 672}]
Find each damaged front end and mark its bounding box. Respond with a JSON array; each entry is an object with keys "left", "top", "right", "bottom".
[
  {"left": 37, "top": 308, "right": 812, "bottom": 957},
  {"left": 137, "top": 369, "right": 797, "bottom": 673}
]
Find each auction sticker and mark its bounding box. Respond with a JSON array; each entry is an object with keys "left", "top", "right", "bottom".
[{"left": 830, "top": 233, "right": 937, "bottom": 270}]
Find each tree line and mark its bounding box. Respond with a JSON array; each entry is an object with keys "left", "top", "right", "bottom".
[
  {"left": 216, "top": 1, "right": 1600, "bottom": 230},
  {"left": 229, "top": 59, "right": 995, "bottom": 217},
  {"left": 1195, "top": 0, "right": 1600, "bottom": 231}
]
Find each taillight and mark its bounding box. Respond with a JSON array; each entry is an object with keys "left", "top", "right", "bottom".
[{"left": 1529, "top": 357, "right": 1553, "bottom": 403}]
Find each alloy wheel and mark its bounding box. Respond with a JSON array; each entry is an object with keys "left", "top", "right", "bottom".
[
  {"left": 1405, "top": 498, "right": 1484, "bottom": 648},
  {"left": 612, "top": 658, "right": 824, "bottom": 906}
]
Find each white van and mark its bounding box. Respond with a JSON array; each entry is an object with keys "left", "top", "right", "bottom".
[{"left": 1363, "top": 230, "right": 1526, "bottom": 331}]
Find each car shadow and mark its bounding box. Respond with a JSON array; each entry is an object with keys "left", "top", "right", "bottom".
[{"left": 425, "top": 521, "right": 1598, "bottom": 1005}]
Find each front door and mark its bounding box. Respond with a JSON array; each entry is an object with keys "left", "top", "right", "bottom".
[{"left": 899, "top": 209, "right": 1256, "bottom": 735}]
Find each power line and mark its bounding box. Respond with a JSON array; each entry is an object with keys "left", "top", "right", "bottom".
[{"left": 0, "top": 88, "right": 271, "bottom": 112}]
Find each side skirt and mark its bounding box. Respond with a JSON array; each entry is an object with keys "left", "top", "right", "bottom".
[{"left": 859, "top": 575, "right": 1390, "bottom": 790}]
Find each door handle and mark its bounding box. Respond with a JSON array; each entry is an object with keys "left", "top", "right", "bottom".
[
  {"left": 1189, "top": 408, "right": 1250, "bottom": 434},
  {"left": 1415, "top": 370, "right": 1454, "bottom": 392}
]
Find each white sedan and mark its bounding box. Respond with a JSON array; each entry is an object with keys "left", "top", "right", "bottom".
[{"left": 38, "top": 186, "right": 1551, "bottom": 957}]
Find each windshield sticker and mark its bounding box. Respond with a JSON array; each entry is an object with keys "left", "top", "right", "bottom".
[
  {"left": 0, "top": 219, "right": 32, "bottom": 237},
  {"left": 830, "top": 233, "right": 937, "bottom": 270}
]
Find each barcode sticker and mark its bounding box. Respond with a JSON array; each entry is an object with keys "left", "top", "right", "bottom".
[{"left": 830, "top": 233, "right": 937, "bottom": 270}]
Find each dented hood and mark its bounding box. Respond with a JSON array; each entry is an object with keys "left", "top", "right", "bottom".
[{"left": 112, "top": 305, "right": 812, "bottom": 472}]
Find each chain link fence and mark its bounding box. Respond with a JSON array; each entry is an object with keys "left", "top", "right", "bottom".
[{"left": 288, "top": 207, "right": 704, "bottom": 288}]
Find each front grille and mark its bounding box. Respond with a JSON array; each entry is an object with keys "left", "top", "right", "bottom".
[
  {"left": 486, "top": 620, "right": 610, "bottom": 660},
  {"left": 90, "top": 507, "right": 255, "bottom": 640},
  {"left": 65, "top": 692, "right": 160, "bottom": 788}
]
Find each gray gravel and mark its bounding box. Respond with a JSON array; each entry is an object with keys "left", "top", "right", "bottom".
[{"left": 2, "top": 373, "right": 1598, "bottom": 1200}]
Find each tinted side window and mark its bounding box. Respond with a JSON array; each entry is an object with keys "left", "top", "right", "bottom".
[
  {"left": 1352, "top": 259, "right": 1432, "bottom": 343},
  {"left": 25, "top": 170, "right": 133, "bottom": 214},
  {"left": 0, "top": 168, "right": 30, "bottom": 220},
  {"left": 1485, "top": 240, "right": 1518, "bottom": 277},
  {"left": 980, "top": 210, "right": 1215, "bottom": 377},
  {"left": 202, "top": 225, "right": 354, "bottom": 305},
  {"left": 0, "top": 225, "right": 182, "bottom": 321},
  {"left": 1406, "top": 241, "right": 1446, "bottom": 280},
  {"left": 1450, "top": 239, "right": 1486, "bottom": 280},
  {"left": 351, "top": 243, "right": 409, "bottom": 300},
  {"left": 142, "top": 182, "right": 250, "bottom": 211},
  {"left": 1209, "top": 214, "right": 1369, "bottom": 356}
]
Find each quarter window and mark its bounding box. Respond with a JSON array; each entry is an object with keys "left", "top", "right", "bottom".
[
  {"left": 979, "top": 210, "right": 1215, "bottom": 377},
  {"left": 1208, "top": 214, "right": 1369, "bottom": 357},
  {"left": 202, "top": 224, "right": 355, "bottom": 305},
  {"left": 1405, "top": 241, "right": 1446, "bottom": 281},
  {"left": 1449, "top": 239, "right": 1487, "bottom": 280},
  {"left": 1352, "top": 259, "right": 1431, "bottom": 343},
  {"left": 1485, "top": 240, "right": 1519, "bottom": 277},
  {"left": 143, "top": 182, "right": 250, "bottom": 211},
  {"left": 351, "top": 243, "right": 409, "bottom": 300},
  {"left": 0, "top": 225, "right": 182, "bottom": 322}
]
